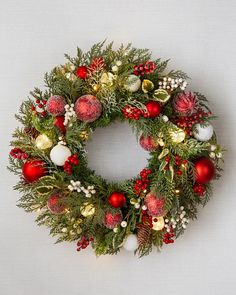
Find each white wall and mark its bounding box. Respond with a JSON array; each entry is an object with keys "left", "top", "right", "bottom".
[{"left": 1, "top": 1, "right": 236, "bottom": 294}]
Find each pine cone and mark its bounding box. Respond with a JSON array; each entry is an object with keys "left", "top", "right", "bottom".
[
  {"left": 137, "top": 223, "right": 151, "bottom": 248},
  {"left": 24, "top": 127, "right": 40, "bottom": 139}
]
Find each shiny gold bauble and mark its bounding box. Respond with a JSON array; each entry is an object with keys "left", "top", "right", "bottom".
[
  {"left": 35, "top": 134, "right": 53, "bottom": 150},
  {"left": 79, "top": 131, "right": 89, "bottom": 141},
  {"left": 174, "top": 188, "right": 181, "bottom": 196},
  {"left": 152, "top": 216, "right": 165, "bottom": 231},
  {"left": 80, "top": 202, "right": 95, "bottom": 217}
]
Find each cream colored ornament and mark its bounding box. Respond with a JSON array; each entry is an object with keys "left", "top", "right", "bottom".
[
  {"left": 152, "top": 216, "right": 165, "bottom": 231},
  {"left": 35, "top": 134, "right": 53, "bottom": 150},
  {"left": 123, "top": 234, "right": 139, "bottom": 251},
  {"left": 50, "top": 144, "right": 71, "bottom": 166},
  {"left": 170, "top": 128, "right": 186, "bottom": 143},
  {"left": 80, "top": 202, "right": 95, "bottom": 217},
  {"left": 193, "top": 123, "right": 214, "bottom": 142},
  {"left": 100, "top": 72, "right": 114, "bottom": 86},
  {"left": 124, "top": 75, "right": 141, "bottom": 92}
]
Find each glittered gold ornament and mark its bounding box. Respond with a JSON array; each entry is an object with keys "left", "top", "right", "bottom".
[
  {"left": 141, "top": 79, "right": 154, "bottom": 93},
  {"left": 152, "top": 216, "right": 165, "bottom": 231},
  {"left": 80, "top": 202, "right": 95, "bottom": 217},
  {"left": 100, "top": 72, "right": 114, "bottom": 86},
  {"left": 153, "top": 89, "right": 170, "bottom": 103},
  {"left": 174, "top": 188, "right": 181, "bottom": 196},
  {"left": 35, "top": 134, "right": 53, "bottom": 150},
  {"left": 170, "top": 128, "right": 186, "bottom": 143},
  {"left": 80, "top": 131, "right": 89, "bottom": 141},
  {"left": 92, "top": 84, "right": 101, "bottom": 92}
]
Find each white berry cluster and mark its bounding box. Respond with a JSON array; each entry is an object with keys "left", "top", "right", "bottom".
[
  {"left": 64, "top": 104, "right": 76, "bottom": 127},
  {"left": 111, "top": 60, "right": 122, "bottom": 72},
  {"left": 130, "top": 197, "right": 141, "bottom": 209},
  {"left": 158, "top": 77, "right": 187, "bottom": 91},
  {"left": 209, "top": 145, "right": 223, "bottom": 159},
  {"left": 68, "top": 180, "right": 96, "bottom": 198},
  {"left": 58, "top": 136, "right": 67, "bottom": 146},
  {"left": 164, "top": 206, "right": 189, "bottom": 232}
]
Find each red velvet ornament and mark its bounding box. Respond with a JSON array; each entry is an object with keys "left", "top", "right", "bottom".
[
  {"left": 146, "top": 101, "right": 161, "bottom": 118},
  {"left": 75, "top": 95, "right": 102, "bottom": 122},
  {"left": 47, "top": 194, "right": 66, "bottom": 214},
  {"left": 139, "top": 134, "right": 157, "bottom": 151},
  {"left": 76, "top": 66, "right": 88, "bottom": 79},
  {"left": 195, "top": 157, "right": 215, "bottom": 184},
  {"left": 46, "top": 95, "right": 66, "bottom": 116},
  {"left": 22, "top": 159, "right": 47, "bottom": 183},
  {"left": 144, "top": 193, "right": 165, "bottom": 217},
  {"left": 53, "top": 116, "right": 66, "bottom": 134},
  {"left": 104, "top": 211, "right": 122, "bottom": 229},
  {"left": 108, "top": 192, "right": 126, "bottom": 208}
]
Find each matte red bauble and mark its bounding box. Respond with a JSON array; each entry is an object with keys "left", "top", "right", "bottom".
[
  {"left": 76, "top": 66, "right": 88, "bottom": 79},
  {"left": 146, "top": 101, "right": 161, "bottom": 118},
  {"left": 139, "top": 134, "right": 157, "bottom": 151},
  {"left": 108, "top": 192, "right": 126, "bottom": 208},
  {"left": 75, "top": 95, "right": 102, "bottom": 122},
  {"left": 22, "top": 159, "right": 47, "bottom": 183},
  {"left": 195, "top": 157, "right": 215, "bottom": 184},
  {"left": 47, "top": 194, "right": 66, "bottom": 214},
  {"left": 53, "top": 116, "right": 66, "bottom": 134}
]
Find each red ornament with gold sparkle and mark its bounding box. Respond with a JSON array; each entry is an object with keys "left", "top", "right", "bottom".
[
  {"left": 139, "top": 134, "right": 157, "bottom": 151},
  {"left": 22, "top": 159, "right": 47, "bottom": 183},
  {"left": 46, "top": 95, "right": 66, "bottom": 116},
  {"left": 108, "top": 192, "right": 126, "bottom": 208},
  {"left": 144, "top": 193, "right": 165, "bottom": 217},
  {"left": 75, "top": 95, "right": 102, "bottom": 122},
  {"left": 194, "top": 157, "right": 215, "bottom": 184},
  {"left": 47, "top": 193, "right": 66, "bottom": 214},
  {"left": 146, "top": 101, "right": 161, "bottom": 118},
  {"left": 104, "top": 211, "right": 122, "bottom": 229}
]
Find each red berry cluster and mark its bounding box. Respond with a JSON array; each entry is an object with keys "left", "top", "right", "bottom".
[
  {"left": 122, "top": 105, "right": 148, "bottom": 120},
  {"left": 193, "top": 183, "right": 206, "bottom": 197},
  {"left": 164, "top": 155, "right": 187, "bottom": 175},
  {"left": 63, "top": 154, "right": 79, "bottom": 174},
  {"left": 10, "top": 148, "right": 28, "bottom": 160},
  {"left": 133, "top": 61, "right": 157, "bottom": 76},
  {"left": 174, "top": 108, "right": 212, "bottom": 136},
  {"left": 163, "top": 228, "right": 175, "bottom": 244},
  {"left": 134, "top": 169, "right": 152, "bottom": 196},
  {"left": 76, "top": 236, "right": 94, "bottom": 252},
  {"left": 31, "top": 98, "right": 47, "bottom": 117}
]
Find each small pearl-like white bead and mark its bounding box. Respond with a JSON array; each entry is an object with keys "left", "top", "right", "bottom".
[{"left": 121, "top": 221, "right": 127, "bottom": 228}]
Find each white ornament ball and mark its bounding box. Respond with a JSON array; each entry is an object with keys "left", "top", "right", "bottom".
[
  {"left": 50, "top": 144, "right": 71, "bottom": 166},
  {"left": 193, "top": 123, "right": 214, "bottom": 142},
  {"left": 123, "top": 234, "right": 138, "bottom": 252},
  {"left": 125, "top": 75, "right": 141, "bottom": 92}
]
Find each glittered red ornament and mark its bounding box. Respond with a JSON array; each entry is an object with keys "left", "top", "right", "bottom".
[
  {"left": 108, "top": 192, "right": 126, "bottom": 208},
  {"left": 46, "top": 95, "right": 66, "bottom": 116},
  {"left": 144, "top": 193, "right": 165, "bottom": 217},
  {"left": 194, "top": 157, "right": 215, "bottom": 184},
  {"left": 76, "top": 66, "right": 88, "bottom": 79},
  {"left": 47, "top": 194, "right": 66, "bottom": 214},
  {"left": 75, "top": 95, "right": 102, "bottom": 122},
  {"left": 104, "top": 211, "right": 122, "bottom": 229},
  {"left": 22, "top": 159, "right": 47, "bottom": 183},
  {"left": 146, "top": 101, "right": 161, "bottom": 118},
  {"left": 139, "top": 134, "right": 157, "bottom": 151},
  {"left": 53, "top": 116, "right": 66, "bottom": 134}
]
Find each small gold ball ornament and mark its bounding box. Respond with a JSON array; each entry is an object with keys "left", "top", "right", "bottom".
[
  {"left": 80, "top": 202, "right": 95, "bottom": 217},
  {"left": 152, "top": 216, "right": 165, "bottom": 231},
  {"left": 80, "top": 131, "right": 89, "bottom": 141},
  {"left": 174, "top": 188, "right": 181, "bottom": 196},
  {"left": 35, "top": 134, "right": 53, "bottom": 150}
]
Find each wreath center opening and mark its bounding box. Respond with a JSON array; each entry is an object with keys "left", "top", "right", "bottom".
[{"left": 86, "top": 121, "right": 149, "bottom": 182}]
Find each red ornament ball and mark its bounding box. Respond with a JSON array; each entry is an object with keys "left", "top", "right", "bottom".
[
  {"left": 144, "top": 193, "right": 165, "bottom": 217},
  {"left": 46, "top": 95, "right": 66, "bottom": 116},
  {"left": 75, "top": 95, "right": 102, "bottom": 123},
  {"left": 53, "top": 116, "right": 66, "bottom": 134},
  {"left": 194, "top": 157, "right": 215, "bottom": 184},
  {"left": 108, "top": 192, "right": 126, "bottom": 208},
  {"left": 104, "top": 211, "right": 122, "bottom": 229},
  {"left": 146, "top": 101, "right": 161, "bottom": 118},
  {"left": 47, "top": 194, "right": 66, "bottom": 214},
  {"left": 22, "top": 159, "right": 47, "bottom": 183},
  {"left": 139, "top": 134, "right": 157, "bottom": 151},
  {"left": 76, "top": 66, "right": 88, "bottom": 79}
]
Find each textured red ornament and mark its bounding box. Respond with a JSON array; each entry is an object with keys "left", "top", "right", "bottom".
[
  {"left": 146, "top": 101, "right": 161, "bottom": 118},
  {"left": 75, "top": 95, "right": 102, "bottom": 122},
  {"left": 139, "top": 134, "right": 157, "bottom": 151},
  {"left": 104, "top": 211, "right": 122, "bottom": 229},
  {"left": 46, "top": 95, "right": 66, "bottom": 116},
  {"left": 53, "top": 116, "right": 66, "bottom": 133},
  {"left": 108, "top": 192, "right": 126, "bottom": 208},
  {"left": 173, "top": 92, "right": 198, "bottom": 116},
  {"left": 144, "top": 193, "right": 165, "bottom": 217},
  {"left": 22, "top": 159, "right": 47, "bottom": 183},
  {"left": 47, "top": 194, "right": 66, "bottom": 214},
  {"left": 194, "top": 157, "right": 215, "bottom": 184},
  {"left": 76, "top": 66, "right": 88, "bottom": 79}
]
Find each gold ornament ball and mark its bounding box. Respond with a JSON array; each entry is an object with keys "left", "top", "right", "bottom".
[
  {"left": 35, "top": 134, "right": 53, "bottom": 150},
  {"left": 174, "top": 188, "right": 181, "bottom": 196},
  {"left": 170, "top": 128, "right": 186, "bottom": 143},
  {"left": 152, "top": 216, "right": 165, "bottom": 231},
  {"left": 80, "top": 202, "right": 95, "bottom": 217}
]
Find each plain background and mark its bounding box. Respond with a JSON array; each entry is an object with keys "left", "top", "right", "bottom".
[{"left": 1, "top": 0, "right": 236, "bottom": 294}]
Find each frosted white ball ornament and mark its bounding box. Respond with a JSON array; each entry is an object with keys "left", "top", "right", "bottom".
[
  {"left": 123, "top": 234, "right": 138, "bottom": 251},
  {"left": 50, "top": 144, "right": 71, "bottom": 166},
  {"left": 193, "top": 123, "right": 214, "bottom": 142},
  {"left": 124, "top": 75, "right": 141, "bottom": 92}
]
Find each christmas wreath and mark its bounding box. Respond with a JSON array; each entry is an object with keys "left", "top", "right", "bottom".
[{"left": 8, "top": 42, "right": 224, "bottom": 257}]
